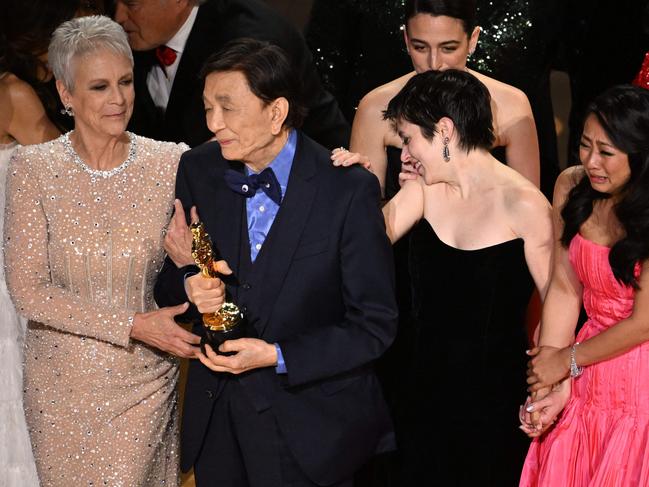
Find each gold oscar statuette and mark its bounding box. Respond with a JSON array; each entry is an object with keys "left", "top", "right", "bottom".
[{"left": 190, "top": 221, "right": 245, "bottom": 353}]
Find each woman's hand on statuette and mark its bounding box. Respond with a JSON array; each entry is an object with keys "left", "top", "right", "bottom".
[
  {"left": 164, "top": 199, "right": 198, "bottom": 267},
  {"left": 130, "top": 303, "right": 200, "bottom": 358},
  {"left": 331, "top": 147, "right": 371, "bottom": 169}
]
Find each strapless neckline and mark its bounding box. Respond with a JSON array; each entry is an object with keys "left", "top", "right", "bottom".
[
  {"left": 573, "top": 232, "right": 612, "bottom": 250},
  {"left": 418, "top": 218, "right": 523, "bottom": 253}
]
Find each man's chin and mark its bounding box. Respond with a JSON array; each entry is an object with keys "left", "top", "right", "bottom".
[{"left": 126, "top": 34, "right": 156, "bottom": 52}]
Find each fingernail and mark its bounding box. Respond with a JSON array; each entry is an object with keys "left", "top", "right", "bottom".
[{"left": 526, "top": 405, "right": 534, "bottom": 412}]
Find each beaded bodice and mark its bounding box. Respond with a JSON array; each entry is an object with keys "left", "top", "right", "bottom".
[{"left": 3, "top": 134, "right": 188, "bottom": 346}]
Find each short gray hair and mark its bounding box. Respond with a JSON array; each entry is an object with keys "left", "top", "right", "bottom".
[{"left": 49, "top": 15, "right": 133, "bottom": 91}]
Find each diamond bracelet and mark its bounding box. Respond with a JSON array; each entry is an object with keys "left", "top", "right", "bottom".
[{"left": 569, "top": 342, "right": 583, "bottom": 378}]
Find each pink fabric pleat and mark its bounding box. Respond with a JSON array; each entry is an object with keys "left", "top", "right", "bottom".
[{"left": 520, "top": 234, "right": 648, "bottom": 487}]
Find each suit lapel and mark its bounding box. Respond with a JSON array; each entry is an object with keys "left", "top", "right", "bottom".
[
  {"left": 209, "top": 159, "right": 246, "bottom": 287},
  {"left": 249, "top": 135, "right": 318, "bottom": 335}
]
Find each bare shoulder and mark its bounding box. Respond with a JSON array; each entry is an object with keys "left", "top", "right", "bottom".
[
  {"left": 0, "top": 73, "right": 44, "bottom": 110},
  {"left": 0, "top": 74, "right": 36, "bottom": 136},
  {"left": 0, "top": 73, "right": 61, "bottom": 144},
  {"left": 470, "top": 69, "right": 531, "bottom": 113},
  {"left": 357, "top": 71, "right": 415, "bottom": 115},
  {"left": 353, "top": 72, "right": 415, "bottom": 151},
  {"left": 0, "top": 72, "right": 24, "bottom": 95},
  {"left": 553, "top": 166, "right": 584, "bottom": 206},
  {"left": 555, "top": 166, "right": 584, "bottom": 193},
  {"left": 500, "top": 169, "right": 551, "bottom": 234},
  {"left": 504, "top": 177, "right": 550, "bottom": 215}
]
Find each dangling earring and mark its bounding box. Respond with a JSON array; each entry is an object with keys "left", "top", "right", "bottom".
[
  {"left": 442, "top": 137, "right": 450, "bottom": 162},
  {"left": 61, "top": 105, "right": 74, "bottom": 117}
]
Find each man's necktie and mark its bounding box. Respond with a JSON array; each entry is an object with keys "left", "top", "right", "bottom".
[
  {"left": 223, "top": 168, "right": 282, "bottom": 205},
  {"left": 155, "top": 45, "right": 177, "bottom": 67}
]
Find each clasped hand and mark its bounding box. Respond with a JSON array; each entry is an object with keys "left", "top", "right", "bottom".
[
  {"left": 197, "top": 339, "right": 278, "bottom": 374},
  {"left": 518, "top": 345, "right": 573, "bottom": 438},
  {"left": 526, "top": 345, "right": 571, "bottom": 392},
  {"left": 519, "top": 380, "right": 571, "bottom": 437}
]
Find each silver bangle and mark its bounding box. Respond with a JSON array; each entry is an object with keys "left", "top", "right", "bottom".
[{"left": 569, "top": 342, "right": 583, "bottom": 378}]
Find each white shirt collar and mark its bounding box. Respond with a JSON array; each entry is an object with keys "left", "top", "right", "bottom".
[{"left": 166, "top": 5, "right": 198, "bottom": 54}]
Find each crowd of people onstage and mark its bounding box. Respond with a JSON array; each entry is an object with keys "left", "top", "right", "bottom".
[{"left": 2, "top": 0, "right": 649, "bottom": 486}]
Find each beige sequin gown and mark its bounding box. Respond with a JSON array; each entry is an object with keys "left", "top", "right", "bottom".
[{"left": 3, "top": 133, "right": 187, "bottom": 486}]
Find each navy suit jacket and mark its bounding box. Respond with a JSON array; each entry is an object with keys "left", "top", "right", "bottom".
[
  {"left": 154, "top": 132, "right": 397, "bottom": 485},
  {"left": 129, "top": 0, "right": 350, "bottom": 149}
]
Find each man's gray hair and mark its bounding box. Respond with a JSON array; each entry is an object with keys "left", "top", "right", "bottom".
[{"left": 49, "top": 15, "right": 133, "bottom": 91}]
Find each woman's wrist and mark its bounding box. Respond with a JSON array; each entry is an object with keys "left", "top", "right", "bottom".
[
  {"left": 555, "top": 346, "right": 572, "bottom": 379},
  {"left": 129, "top": 312, "right": 143, "bottom": 339},
  {"left": 568, "top": 342, "right": 583, "bottom": 378}
]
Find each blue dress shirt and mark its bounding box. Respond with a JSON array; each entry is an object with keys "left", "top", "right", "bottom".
[{"left": 246, "top": 130, "right": 297, "bottom": 262}]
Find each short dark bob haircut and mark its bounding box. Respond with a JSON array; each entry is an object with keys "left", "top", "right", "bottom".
[
  {"left": 200, "top": 38, "right": 307, "bottom": 129},
  {"left": 405, "top": 0, "right": 477, "bottom": 35},
  {"left": 561, "top": 84, "right": 649, "bottom": 288},
  {"left": 383, "top": 69, "right": 494, "bottom": 153}
]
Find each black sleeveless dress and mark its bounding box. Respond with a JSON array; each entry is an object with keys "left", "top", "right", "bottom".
[{"left": 400, "top": 219, "right": 534, "bottom": 486}]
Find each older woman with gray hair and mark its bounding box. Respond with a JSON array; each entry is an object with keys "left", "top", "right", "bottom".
[{"left": 3, "top": 15, "right": 205, "bottom": 486}]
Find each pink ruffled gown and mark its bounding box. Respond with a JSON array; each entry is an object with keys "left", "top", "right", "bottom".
[{"left": 520, "top": 233, "right": 647, "bottom": 486}]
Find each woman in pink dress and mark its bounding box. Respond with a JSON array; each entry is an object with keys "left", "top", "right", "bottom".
[{"left": 519, "top": 84, "right": 649, "bottom": 486}]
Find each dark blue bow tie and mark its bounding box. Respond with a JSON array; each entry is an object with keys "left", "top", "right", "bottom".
[{"left": 223, "top": 167, "right": 282, "bottom": 205}]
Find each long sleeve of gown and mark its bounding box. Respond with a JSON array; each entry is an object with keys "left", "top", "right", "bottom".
[
  {"left": 3, "top": 146, "right": 134, "bottom": 347},
  {"left": 13, "top": 135, "right": 185, "bottom": 487}
]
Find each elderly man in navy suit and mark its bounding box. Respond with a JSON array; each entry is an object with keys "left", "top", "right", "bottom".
[
  {"left": 154, "top": 39, "right": 397, "bottom": 487},
  {"left": 114, "top": 0, "right": 350, "bottom": 149}
]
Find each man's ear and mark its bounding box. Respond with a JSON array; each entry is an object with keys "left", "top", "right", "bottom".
[{"left": 270, "top": 97, "right": 289, "bottom": 135}]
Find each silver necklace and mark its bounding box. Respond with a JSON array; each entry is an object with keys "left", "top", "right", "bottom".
[{"left": 62, "top": 131, "right": 136, "bottom": 182}]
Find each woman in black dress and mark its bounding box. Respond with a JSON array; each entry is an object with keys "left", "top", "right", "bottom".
[{"left": 380, "top": 69, "right": 552, "bottom": 485}]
